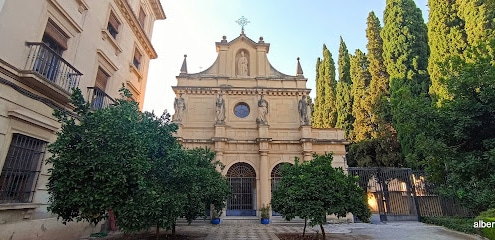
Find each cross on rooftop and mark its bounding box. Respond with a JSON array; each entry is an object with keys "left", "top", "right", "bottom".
[{"left": 236, "top": 16, "right": 250, "bottom": 34}]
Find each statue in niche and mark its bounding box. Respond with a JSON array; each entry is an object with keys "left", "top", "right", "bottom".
[
  {"left": 216, "top": 94, "right": 225, "bottom": 123},
  {"left": 173, "top": 93, "right": 186, "bottom": 122},
  {"left": 298, "top": 96, "right": 311, "bottom": 125},
  {"left": 237, "top": 50, "right": 248, "bottom": 76},
  {"left": 257, "top": 95, "right": 268, "bottom": 124}
]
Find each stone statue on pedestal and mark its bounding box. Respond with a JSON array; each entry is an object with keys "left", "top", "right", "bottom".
[
  {"left": 216, "top": 94, "right": 225, "bottom": 123},
  {"left": 173, "top": 93, "right": 186, "bottom": 122},
  {"left": 257, "top": 95, "right": 268, "bottom": 124}
]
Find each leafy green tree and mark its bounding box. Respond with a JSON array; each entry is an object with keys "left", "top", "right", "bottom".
[
  {"left": 382, "top": 0, "right": 430, "bottom": 163},
  {"left": 336, "top": 37, "right": 354, "bottom": 137},
  {"left": 47, "top": 88, "right": 151, "bottom": 226},
  {"left": 428, "top": 41, "right": 495, "bottom": 213},
  {"left": 365, "top": 11, "right": 392, "bottom": 138},
  {"left": 427, "top": 0, "right": 467, "bottom": 104},
  {"left": 350, "top": 49, "right": 372, "bottom": 142},
  {"left": 47, "top": 88, "right": 231, "bottom": 239},
  {"left": 272, "top": 153, "right": 371, "bottom": 239}
]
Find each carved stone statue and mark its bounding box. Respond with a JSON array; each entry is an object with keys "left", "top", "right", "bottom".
[
  {"left": 237, "top": 51, "right": 248, "bottom": 76},
  {"left": 216, "top": 94, "right": 225, "bottom": 123},
  {"left": 257, "top": 95, "right": 268, "bottom": 124},
  {"left": 173, "top": 93, "right": 186, "bottom": 122},
  {"left": 298, "top": 96, "right": 311, "bottom": 125}
]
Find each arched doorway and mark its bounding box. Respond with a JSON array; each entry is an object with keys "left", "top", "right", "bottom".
[
  {"left": 271, "top": 163, "right": 290, "bottom": 216},
  {"left": 226, "top": 162, "right": 256, "bottom": 216}
]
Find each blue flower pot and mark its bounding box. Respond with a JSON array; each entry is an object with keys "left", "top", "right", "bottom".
[
  {"left": 261, "top": 218, "right": 270, "bottom": 224},
  {"left": 211, "top": 218, "right": 221, "bottom": 224}
]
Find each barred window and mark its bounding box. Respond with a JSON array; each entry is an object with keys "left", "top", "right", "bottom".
[{"left": 0, "top": 134, "right": 46, "bottom": 203}]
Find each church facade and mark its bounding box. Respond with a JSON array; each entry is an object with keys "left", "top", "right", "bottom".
[{"left": 172, "top": 32, "right": 348, "bottom": 217}]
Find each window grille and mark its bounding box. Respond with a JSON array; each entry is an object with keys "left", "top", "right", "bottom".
[{"left": 0, "top": 134, "right": 46, "bottom": 203}]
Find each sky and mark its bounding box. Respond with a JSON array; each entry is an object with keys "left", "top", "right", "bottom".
[{"left": 143, "top": 0, "right": 429, "bottom": 115}]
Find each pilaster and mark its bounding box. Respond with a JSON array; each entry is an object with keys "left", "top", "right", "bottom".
[
  {"left": 300, "top": 125, "right": 313, "bottom": 161},
  {"left": 257, "top": 124, "right": 271, "bottom": 214}
]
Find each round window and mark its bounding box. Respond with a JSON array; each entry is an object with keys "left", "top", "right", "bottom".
[{"left": 234, "top": 102, "right": 250, "bottom": 118}]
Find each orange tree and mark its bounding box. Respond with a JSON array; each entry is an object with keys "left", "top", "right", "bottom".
[{"left": 272, "top": 153, "right": 370, "bottom": 239}]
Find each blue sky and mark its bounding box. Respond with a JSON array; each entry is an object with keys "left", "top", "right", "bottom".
[{"left": 144, "top": 0, "right": 428, "bottom": 115}]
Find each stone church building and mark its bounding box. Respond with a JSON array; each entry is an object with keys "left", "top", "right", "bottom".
[{"left": 172, "top": 31, "right": 347, "bottom": 217}]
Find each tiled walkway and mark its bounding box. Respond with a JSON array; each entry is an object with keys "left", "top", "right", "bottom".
[{"left": 172, "top": 220, "right": 485, "bottom": 240}]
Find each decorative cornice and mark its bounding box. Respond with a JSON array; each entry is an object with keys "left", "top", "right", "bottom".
[
  {"left": 172, "top": 86, "right": 311, "bottom": 96},
  {"left": 148, "top": 0, "right": 166, "bottom": 20},
  {"left": 114, "top": 0, "right": 158, "bottom": 59}
]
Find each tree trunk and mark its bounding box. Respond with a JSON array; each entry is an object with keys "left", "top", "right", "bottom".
[
  {"left": 303, "top": 218, "right": 307, "bottom": 236},
  {"left": 108, "top": 209, "right": 116, "bottom": 231},
  {"left": 320, "top": 224, "right": 325, "bottom": 239},
  {"left": 155, "top": 223, "right": 160, "bottom": 240},
  {"left": 172, "top": 222, "right": 176, "bottom": 236}
]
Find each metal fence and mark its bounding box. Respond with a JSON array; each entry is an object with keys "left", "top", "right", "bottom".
[{"left": 348, "top": 167, "right": 473, "bottom": 221}]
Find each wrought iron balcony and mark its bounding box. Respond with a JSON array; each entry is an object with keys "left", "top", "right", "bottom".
[
  {"left": 23, "top": 42, "right": 82, "bottom": 95},
  {"left": 87, "top": 87, "right": 115, "bottom": 110}
]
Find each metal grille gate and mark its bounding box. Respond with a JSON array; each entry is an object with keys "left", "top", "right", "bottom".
[
  {"left": 348, "top": 167, "right": 419, "bottom": 221},
  {"left": 226, "top": 163, "right": 256, "bottom": 216}
]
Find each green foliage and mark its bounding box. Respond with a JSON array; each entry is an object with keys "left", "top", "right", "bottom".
[
  {"left": 427, "top": 0, "right": 467, "bottom": 104},
  {"left": 47, "top": 88, "right": 150, "bottom": 225},
  {"left": 336, "top": 37, "right": 354, "bottom": 138},
  {"left": 313, "top": 45, "right": 337, "bottom": 128},
  {"left": 260, "top": 204, "right": 270, "bottom": 219},
  {"left": 272, "top": 153, "right": 371, "bottom": 238},
  {"left": 365, "top": 11, "right": 392, "bottom": 139},
  {"left": 350, "top": 49, "right": 372, "bottom": 142},
  {"left": 313, "top": 57, "right": 324, "bottom": 128},
  {"left": 346, "top": 134, "right": 404, "bottom": 167},
  {"left": 428, "top": 41, "right": 495, "bottom": 213},
  {"left": 382, "top": 0, "right": 431, "bottom": 167},
  {"left": 47, "top": 88, "right": 230, "bottom": 234},
  {"left": 476, "top": 209, "right": 495, "bottom": 240},
  {"left": 421, "top": 217, "right": 478, "bottom": 234}
]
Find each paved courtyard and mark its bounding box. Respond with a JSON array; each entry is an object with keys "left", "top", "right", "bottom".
[{"left": 170, "top": 220, "right": 485, "bottom": 240}]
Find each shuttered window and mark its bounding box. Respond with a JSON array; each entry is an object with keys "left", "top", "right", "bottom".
[
  {"left": 95, "top": 67, "right": 109, "bottom": 91},
  {"left": 133, "top": 49, "right": 142, "bottom": 69},
  {"left": 107, "top": 11, "right": 120, "bottom": 39},
  {"left": 44, "top": 20, "right": 68, "bottom": 50}
]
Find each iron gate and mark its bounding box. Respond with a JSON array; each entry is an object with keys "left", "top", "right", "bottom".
[
  {"left": 348, "top": 167, "right": 420, "bottom": 221},
  {"left": 271, "top": 163, "right": 288, "bottom": 216},
  {"left": 226, "top": 163, "right": 256, "bottom": 216}
]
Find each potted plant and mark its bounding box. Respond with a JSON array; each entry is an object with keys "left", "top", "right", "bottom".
[
  {"left": 260, "top": 204, "right": 270, "bottom": 224},
  {"left": 211, "top": 206, "right": 222, "bottom": 225}
]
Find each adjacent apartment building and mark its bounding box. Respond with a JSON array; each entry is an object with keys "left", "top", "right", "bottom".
[{"left": 0, "top": 0, "right": 165, "bottom": 239}]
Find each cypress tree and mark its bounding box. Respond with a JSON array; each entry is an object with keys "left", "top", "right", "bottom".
[
  {"left": 457, "top": 0, "right": 495, "bottom": 47},
  {"left": 365, "top": 11, "right": 392, "bottom": 138},
  {"left": 350, "top": 50, "right": 372, "bottom": 142},
  {"left": 382, "top": 0, "right": 430, "bottom": 161},
  {"left": 322, "top": 44, "right": 337, "bottom": 128},
  {"left": 427, "top": 0, "right": 467, "bottom": 104},
  {"left": 312, "top": 57, "right": 324, "bottom": 128},
  {"left": 336, "top": 37, "right": 354, "bottom": 137}
]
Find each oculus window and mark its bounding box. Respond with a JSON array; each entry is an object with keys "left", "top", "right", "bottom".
[{"left": 234, "top": 103, "right": 250, "bottom": 118}]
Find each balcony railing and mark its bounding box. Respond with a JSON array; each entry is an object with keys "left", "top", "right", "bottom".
[
  {"left": 87, "top": 87, "right": 115, "bottom": 110},
  {"left": 24, "top": 42, "right": 82, "bottom": 94}
]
